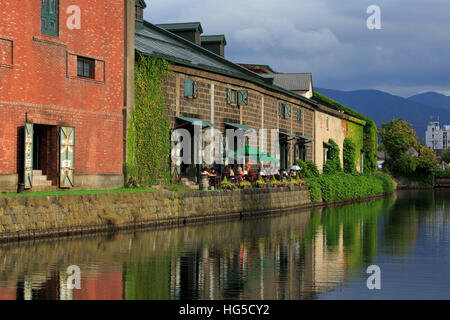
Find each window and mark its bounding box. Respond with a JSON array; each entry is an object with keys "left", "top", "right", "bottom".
[
  {"left": 237, "top": 90, "right": 248, "bottom": 106},
  {"left": 184, "top": 79, "right": 198, "bottom": 98},
  {"left": 136, "top": 6, "right": 144, "bottom": 21},
  {"left": 284, "top": 104, "right": 291, "bottom": 117},
  {"left": 297, "top": 109, "right": 303, "bottom": 121},
  {"left": 77, "top": 57, "right": 95, "bottom": 79},
  {"left": 326, "top": 117, "right": 329, "bottom": 130},
  {"left": 227, "top": 88, "right": 237, "bottom": 105},
  {"left": 279, "top": 103, "right": 283, "bottom": 117},
  {"left": 41, "top": 0, "right": 59, "bottom": 36}
]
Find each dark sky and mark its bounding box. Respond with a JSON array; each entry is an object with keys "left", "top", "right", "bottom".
[{"left": 144, "top": 0, "right": 450, "bottom": 98}]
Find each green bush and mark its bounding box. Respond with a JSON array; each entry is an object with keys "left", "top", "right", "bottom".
[
  {"left": 436, "top": 170, "right": 450, "bottom": 178},
  {"left": 323, "top": 139, "right": 342, "bottom": 175},
  {"left": 295, "top": 159, "right": 310, "bottom": 178},
  {"left": 306, "top": 161, "right": 320, "bottom": 177},
  {"left": 304, "top": 179, "right": 322, "bottom": 202},
  {"left": 305, "top": 172, "right": 393, "bottom": 203}
]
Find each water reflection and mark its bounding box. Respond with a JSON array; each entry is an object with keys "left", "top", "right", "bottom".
[{"left": 0, "top": 190, "right": 449, "bottom": 300}]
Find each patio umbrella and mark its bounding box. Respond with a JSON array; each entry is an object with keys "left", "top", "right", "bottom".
[
  {"left": 216, "top": 146, "right": 266, "bottom": 161},
  {"left": 250, "top": 152, "right": 280, "bottom": 163},
  {"left": 235, "top": 146, "right": 265, "bottom": 156},
  {"left": 290, "top": 165, "right": 301, "bottom": 171}
]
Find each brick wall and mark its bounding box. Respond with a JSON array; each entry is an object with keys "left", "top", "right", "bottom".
[
  {"left": 163, "top": 64, "right": 316, "bottom": 169},
  {"left": 0, "top": 1, "right": 125, "bottom": 183}
]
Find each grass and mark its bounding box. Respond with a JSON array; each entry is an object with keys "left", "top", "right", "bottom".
[{"left": 0, "top": 187, "right": 156, "bottom": 198}]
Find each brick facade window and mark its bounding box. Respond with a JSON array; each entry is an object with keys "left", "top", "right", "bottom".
[
  {"left": 41, "top": 0, "right": 59, "bottom": 36},
  {"left": 227, "top": 88, "right": 237, "bottom": 105},
  {"left": 77, "top": 56, "right": 95, "bottom": 79}
]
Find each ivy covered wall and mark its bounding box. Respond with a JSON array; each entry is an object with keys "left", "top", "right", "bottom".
[{"left": 314, "top": 91, "right": 377, "bottom": 173}]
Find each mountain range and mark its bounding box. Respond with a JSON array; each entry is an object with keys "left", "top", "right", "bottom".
[{"left": 315, "top": 88, "right": 450, "bottom": 139}]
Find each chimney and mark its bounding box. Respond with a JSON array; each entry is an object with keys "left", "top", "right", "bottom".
[
  {"left": 201, "top": 35, "right": 226, "bottom": 57},
  {"left": 156, "top": 22, "right": 203, "bottom": 46},
  {"left": 135, "top": 0, "right": 146, "bottom": 26}
]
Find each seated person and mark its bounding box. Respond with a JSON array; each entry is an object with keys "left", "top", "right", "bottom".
[
  {"left": 236, "top": 166, "right": 244, "bottom": 181},
  {"left": 289, "top": 169, "right": 297, "bottom": 178},
  {"left": 245, "top": 162, "right": 256, "bottom": 176},
  {"left": 222, "top": 165, "right": 235, "bottom": 180}
]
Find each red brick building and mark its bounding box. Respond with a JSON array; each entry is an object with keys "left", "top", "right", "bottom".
[{"left": 0, "top": 0, "right": 133, "bottom": 192}]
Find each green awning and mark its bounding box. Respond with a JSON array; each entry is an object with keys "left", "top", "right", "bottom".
[
  {"left": 224, "top": 122, "right": 256, "bottom": 132},
  {"left": 323, "top": 141, "right": 333, "bottom": 148},
  {"left": 296, "top": 134, "right": 314, "bottom": 142},
  {"left": 279, "top": 131, "right": 313, "bottom": 142},
  {"left": 176, "top": 116, "right": 214, "bottom": 128}
]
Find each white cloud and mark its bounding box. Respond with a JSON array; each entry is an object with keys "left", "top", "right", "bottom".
[{"left": 145, "top": 0, "right": 450, "bottom": 97}]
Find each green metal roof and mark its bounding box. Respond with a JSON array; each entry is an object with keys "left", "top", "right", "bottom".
[
  {"left": 135, "top": 21, "right": 319, "bottom": 109},
  {"left": 176, "top": 116, "right": 214, "bottom": 128},
  {"left": 135, "top": 0, "right": 147, "bottom": 8},
  {"left": 224, "top": 122, "right": 256, "bottom": 132},
  {"left": 201, "top": 35, "right": 227, "bottom": 45},
  {"left": 156, "top": 22, "right": 203, "bottom": 34}
]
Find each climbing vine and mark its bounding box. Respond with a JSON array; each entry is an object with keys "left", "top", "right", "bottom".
[
  {"left": 323, "top": 139, "right": 342, "bottom": 175},
  {"left": 126, "top": 54, "right": 171, "bottom": 187},
  {"left": 313, "top": 91, "right": 378, "bottom": 173},
  {"left": 343, "top": 137, "right": 357, "bottom": 174}
]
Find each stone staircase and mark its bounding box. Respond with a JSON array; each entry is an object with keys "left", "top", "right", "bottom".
[
  {"left": 180, "top": 177, "right": 199, "bottom": 189},
  {"left": 32, "top": 170, "right": 55, "bottom": 191}
]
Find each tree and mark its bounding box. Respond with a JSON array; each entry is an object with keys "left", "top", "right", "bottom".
[
  {"left": 379, "top": 118, "right": 437, "bottom": 182},
  {"left": 442, "top": 149, "right": 450, "bottom": 163},
  {"left": 379, "top": 118, "right": 417, "bottom": 161}
]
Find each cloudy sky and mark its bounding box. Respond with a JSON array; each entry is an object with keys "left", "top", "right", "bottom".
[{"left": 144, "top": 0, "right": 450, "bottom": 97}]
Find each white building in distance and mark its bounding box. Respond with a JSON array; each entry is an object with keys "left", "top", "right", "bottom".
[{"left": 425, "top": 120, "right": 450, "bottom": 156}]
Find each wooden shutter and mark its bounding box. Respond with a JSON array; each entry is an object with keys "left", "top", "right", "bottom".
[
  {"left": 297, "top": 109, "right": 303, "bottom": 121},
  {"left": 238, "top": 90, "right": 248, "bottom": 105},
  {"left": 284, "top": 104, "right": 291, "bottom": 117},
  {"left": 60, "top": 126, "right": 75, "bottom": 188},
  {"left": 184, "top": 79, "right": 193, "bottom": 97},
  {"left": 41, "top": 0, "right": 59, "bottom": 36},
  {"left": 24, "top": 123, "right": 33, "bottom": 189},
  {"left": 193, "top": 81, "right": 198, "bottom": 98}
]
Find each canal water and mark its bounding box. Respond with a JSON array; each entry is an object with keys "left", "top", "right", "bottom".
[{"left": 0, "top": 190, "right": 449, "bottom": 300}]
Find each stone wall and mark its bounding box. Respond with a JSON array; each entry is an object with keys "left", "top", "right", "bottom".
[{"left": 0, "top": 187, "right": 312, "bottom": 242}]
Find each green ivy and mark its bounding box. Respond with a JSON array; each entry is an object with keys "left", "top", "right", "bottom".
[
  {"left": 323, "top": 139, "right": 342, "bottom": 174},
  {"left": 313, "top": 91, "right": 377, "bottom": 173},
  {"left": 126, "top": 54, "right": 171, "bottom": 187},
  {"left": 343, "top": 137, "right": 357, "bottom": 174},
  {"left": 306, "top": 172, "right": 393, "bottom": 203}
]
